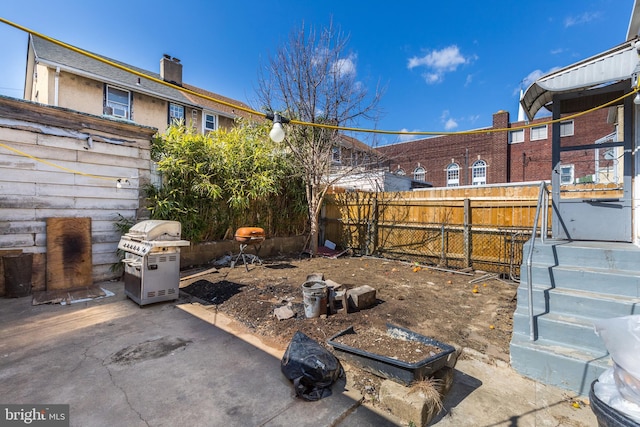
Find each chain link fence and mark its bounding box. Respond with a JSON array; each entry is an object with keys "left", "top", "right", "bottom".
[{"left": 324, "top": 217, "right": 531, "bottom": 279}]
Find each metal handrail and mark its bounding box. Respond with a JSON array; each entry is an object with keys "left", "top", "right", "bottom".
[{"left": 526, "top": 181, "right": 550, "bottom": 341}]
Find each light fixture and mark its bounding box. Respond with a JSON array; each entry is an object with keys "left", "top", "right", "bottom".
[
  {"left": 265, "top": 112, "right": 290, "bottom": 143},
  {"left": 634, "top": 92, "right": 640, "bottom": 105},
  {"left": 116, "top": 178, "right": 130, "bottom": 189}
]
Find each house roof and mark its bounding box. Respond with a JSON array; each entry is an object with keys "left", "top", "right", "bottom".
[
  {"left": 521, "top": 39, "right": 639, "bottom": 121},
  {"left": 30, "top": 35, "right": 250, "bottom": 119},
  {"left": 339, "top": 134, "right": 376, "bottom": 153},
  {"left": 182, "top": 84, "right": 252, "bottom": 119}
]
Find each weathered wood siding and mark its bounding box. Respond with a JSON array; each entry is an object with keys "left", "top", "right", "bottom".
[{"left": 0, "top": 96, "right": 157, "bottom": 295}]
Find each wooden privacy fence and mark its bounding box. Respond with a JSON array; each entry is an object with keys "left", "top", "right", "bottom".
[{"left": 321, "top": 182, "right": 552, "bottom": 279}]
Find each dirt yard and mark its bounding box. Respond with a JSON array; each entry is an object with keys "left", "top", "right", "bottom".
[{"left": 179, "top": 254, "right": 518, "bottom": 399}]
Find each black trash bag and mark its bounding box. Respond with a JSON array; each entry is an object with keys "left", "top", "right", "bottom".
[{"left": 281, "top": 331, "right": 343, "bottom": 401}]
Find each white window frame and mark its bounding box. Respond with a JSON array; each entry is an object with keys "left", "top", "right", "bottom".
[
  {"left": 413, "top": 166, "right": 425, "bottom": 182},
  {"left": 395, "top": 168, "right": 406, "bottom": 176},
  {"left": 471, "top": 160, "right": 487, "bottom": 186},
  {"left": 169, "top": 103, "right": 185, "bottom": 124},
  {"left": 203, "top": 112, "right": 218, "bottom": 132},
  {"left": 560, "top": 164, "right": 575, "bottom": 185},
  {"left": 106, "top": 85, "right": 131, "bottom": 119},
  {"left": 446, "top": 163, "right": 460, "bottom": 187},
  {"left": 509, "top": 129, "right": 524, "bottom": 144},
  {"left": 560, "top": 120, "right": 574, "bottom": 137},
  {"left": 530, "top": 125, "right": 548, "bottom": 141}
]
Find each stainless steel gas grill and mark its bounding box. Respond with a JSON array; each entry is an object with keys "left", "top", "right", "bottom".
[{"left": 118, "top": 220, "right": 190, "bottom": 306}]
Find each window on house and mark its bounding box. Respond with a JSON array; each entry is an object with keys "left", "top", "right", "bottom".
[
  {"left": 472, "top": 160, "right": 487, "bottom": 185},
  {"left": 446, "top": 163, "right": 460, "bottom": 187},
  {"left": 560, "top": 120, "right": 574, "bottom": 137},
  {"left": 106, "top": 86, "right": 131, "bottom": 119},
  {"left": 560, "top": 164, "right": 574, "bottom": 185},
  {"left": 530, "top": 125, "right": 548, "bottom": 141},
  {"left": 332, "top": 146, "right": 341, "bottom": 163},
  {"left": 395, "top": 168, "right": 406, "bottom": 176},
  {"left": 413, "top": 166, "right": 426, "bottom": 182},
  {"left": 509, "top": 129, "right": 524, "bottom": 144},
  {"left": 169, "top": 103, "right": 185, "bottom": 124},
  {"left": 204, "top": 112, "right": 217, "bottom": 132},
  {"left": 350, "top": 151, "right": 358, "bottom": 166}
]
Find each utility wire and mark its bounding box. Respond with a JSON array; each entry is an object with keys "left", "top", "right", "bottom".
[
  {"left": 0, "top": 16, "right": 638, "bottom": 183},
  {"left": 1, "top": 16, "right": 638, "bottom": 137}
]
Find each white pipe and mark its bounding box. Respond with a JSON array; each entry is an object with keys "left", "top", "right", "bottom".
[{"left": 54, "top": 66, "right": 60, "bottom": 106}]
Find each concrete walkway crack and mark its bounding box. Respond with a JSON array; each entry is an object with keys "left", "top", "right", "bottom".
[{"left": 102, "top": 360, "right": 150, "bottom": 426}]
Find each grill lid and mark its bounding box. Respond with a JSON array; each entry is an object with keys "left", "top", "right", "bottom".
[{"left": 126, "top": 220, "right": 182, "bottom": 241}]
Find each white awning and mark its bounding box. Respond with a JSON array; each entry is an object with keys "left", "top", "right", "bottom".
[{"left": 521, "top": 40, "right": 639, "bottom": 121}]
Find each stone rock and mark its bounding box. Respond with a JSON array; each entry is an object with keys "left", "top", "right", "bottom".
[
  {"left": 379, "top": 379, "right": 441, "bottom": 427},
  {"left": 274, "top": 305, "right": 295, "bottom": 320},
  {"left": 347, "top": 285, "right": 376, "bottom": 310}
]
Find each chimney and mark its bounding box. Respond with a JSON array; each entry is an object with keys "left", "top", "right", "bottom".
[{"left": 160, "top": 54, "right": 183, "bottom": 86}]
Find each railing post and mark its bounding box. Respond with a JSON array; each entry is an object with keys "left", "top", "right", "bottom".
[{"left": 526, "top": 181, "right": 547, "bottom": 341}]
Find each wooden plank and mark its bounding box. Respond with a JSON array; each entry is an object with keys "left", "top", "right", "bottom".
[{"left": 46, "top": 217, "right": 93, "bottom": 290}]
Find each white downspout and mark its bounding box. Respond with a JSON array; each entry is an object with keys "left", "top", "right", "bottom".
[{"left": 54, "top": 66, "right": 60, "bottom": 106}]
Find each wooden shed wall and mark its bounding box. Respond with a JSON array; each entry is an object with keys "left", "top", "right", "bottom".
[{"left": 0, "top": 96, "right": 157, "bottom": 295}]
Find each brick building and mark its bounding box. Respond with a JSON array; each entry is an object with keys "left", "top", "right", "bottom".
[{"left": 376, "top": 108, "right": 616, "bottom": 187}]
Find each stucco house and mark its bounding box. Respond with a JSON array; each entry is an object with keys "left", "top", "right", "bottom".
[{"left": 24, "top": 35, "right": 252, "bottom": 134}]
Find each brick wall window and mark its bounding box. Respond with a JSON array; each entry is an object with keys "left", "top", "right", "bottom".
[
  {"left": 509, "top": 129, "right": 524, "bottom": 144},
  {"left": 530, "top": 125, "right": 548, "bottom": 141},
  {"left": 446, "top": 163, "right": 460, "bottom": 187},
  {"left": 560, "top": 120, "right": 574, "bottom": 137},
  {"left": 472, "top": 160, "right": 487, "bottom": 185},
  {"left": 395, "top": 168, "right": 406, "bottom": 176},
  {"left": 560, "top": 164, "right": 574, "bottom": 184},
  {"left": 414, "top": 166, "right": 425, "bottom": 182}
]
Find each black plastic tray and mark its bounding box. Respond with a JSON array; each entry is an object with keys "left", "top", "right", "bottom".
[{"left": 327, "top": 323, "right": 457, "bottom": 385}]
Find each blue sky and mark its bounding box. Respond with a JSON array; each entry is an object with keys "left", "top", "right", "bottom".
[{"left": 0, "top": 1, "right": 635, "bottom": 145}]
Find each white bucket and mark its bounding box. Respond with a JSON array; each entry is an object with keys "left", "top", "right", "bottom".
[{"left": 302, "top": 281, "right": 327, "bottom": 318}]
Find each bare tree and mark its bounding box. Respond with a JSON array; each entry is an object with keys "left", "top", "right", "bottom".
[{"left": 256, "top": 21, "right": 383, "bottom": 254}]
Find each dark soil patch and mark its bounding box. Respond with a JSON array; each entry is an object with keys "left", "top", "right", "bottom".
[
  {"left": 331, "top": 326, "right": 444, "bottom": 364},
  {"left": 179, "top": 255, "right": 518, "bottom": 398}
]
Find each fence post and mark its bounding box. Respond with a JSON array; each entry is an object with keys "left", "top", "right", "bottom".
[
  {"left": 464, "top": 198, "right": 471, "bottom": 268},
  {"left": 368, "top": 196, "right": 379, "bottom": 256}
]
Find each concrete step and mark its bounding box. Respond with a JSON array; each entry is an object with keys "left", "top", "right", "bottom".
[
  {"left": 515, "top": 286, "right": 640, "bottom": 319},
  {"left": 510, "top": 334, "right": 611, "bottom": 396},
  {"left": 512, "top": 311, "right": 606, "bottom": 353},
  {"left": 522, "top": 265, "right": 640, "bottom": 297},
  {"left": 523, "top": 239, "right": 640, "bottom": 271}
]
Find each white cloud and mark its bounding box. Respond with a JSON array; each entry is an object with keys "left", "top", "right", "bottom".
[
  {"left": 408, "top": 45, "right": 475, "bottom": 84},
  {"left": 564, "top": 11, "right": 601, "bottom": 28},
  {"left": 464, "top": 74, "right": 474, "bottom": 87},
  {"left": 440, "top": 110, "right": 459, "bottom": 130},
  {"left": 550, "top": 48, "right": 565, "bottom": 55},
  {"left": 423, "top": 72, "right": 442, "bottom": 84},
  {"left": 522, "top": 69, "right": 545, "bottom": 88},
  {"left": 331, "top": 54, "right": 357, "bottom": 78},
  {"left": 444, "top": 118, "right": 458, "bottom": 130}
]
